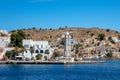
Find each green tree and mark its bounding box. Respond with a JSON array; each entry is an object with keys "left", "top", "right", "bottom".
[
  {"left": 10, "top": 33, "right": 17, "bottom": 47},
  {"left": 110, "top": 40, "right": 115, "bottom": 44},
  {"left": 74, "top": 43, "right": 81, "bottom": 54},
  {"left": 106, "top": 29, "right": 110, "bottom": 32},
  {"left": 17, "top": 30, "right": 26, "bottom": 39},
  {"left": 39, "top": 28, "right": 42, "bottom": 30},
  {"left": 32, "top": 27, "right": 36, "bottom": 29},
  {"left": 51, "top": 50, "right": 62, "bottom": 59},
  {"left": 5, "top": 51, "right": 13, "bottom": 59},
  {"left": 59, "top": 27, "right": 64, "bottom": 30},
  {"left": 98, "top": 34, "right": 105, "bottom": 41},
  {"left": 10, "top": 30, "right": 26, "bottom": 47},
  {"left": 49, "top": 28, "right": 52, "bottom": 30},
  {"left": 5, "top": 50, "right": 16, "bottom": 60},
  {"left": 108, "top": 36, "right": 115, "bottom": 44},
  {"left": 105, "top": 51, "right": 113, "bottom": 59}
]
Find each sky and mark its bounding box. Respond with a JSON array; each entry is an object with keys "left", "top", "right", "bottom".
[{"left": 0, "top": 0, "right": 120, "bottom": 31}]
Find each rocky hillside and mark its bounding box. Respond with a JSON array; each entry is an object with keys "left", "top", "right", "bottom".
[{"left": 11, "top": 27, "right": 120, "bottom": 44}]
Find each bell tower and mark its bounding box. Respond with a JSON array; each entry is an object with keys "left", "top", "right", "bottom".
[{"left": 64, "top": 31, "right": 71, "bottom": 57}]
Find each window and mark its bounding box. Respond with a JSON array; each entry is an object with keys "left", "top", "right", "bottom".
[
  {"left": 35, "top": 50, "right": 39, "bottom": 53},
  {"left": 41, "top": 45, "right": 43, "bottom": 48},
  {"left": 37, "top": 45, "right": 39, "bottom": 48},
  {"left": 40, "top": 50, "right": 43, "bottom": 53},
  {"left": 24, "top": 45, "right": 29, "bottom": 48}
]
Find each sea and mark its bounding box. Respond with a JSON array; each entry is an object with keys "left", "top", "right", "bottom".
[{"left": 0, "top": 60, "right": 120, "bottom": 80}]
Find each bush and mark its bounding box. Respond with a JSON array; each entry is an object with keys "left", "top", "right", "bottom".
[
  {"left": 110, "top": 40, "right": 115, "bottom": 44},
  {"left": 98, "top": 34, "right": 105, "bottom": 41},
  {"left": 105, "top": 52, "right": 112, "bottom": 58},
  {"left": 5, "top": 51, "right": 16, "bottom": 59},
  {"left": 106, "top": 29, "right": 110, "bottom": 32},
  {"left": 44, "top": 56, "right": 47, "bottom": 60},
  {"left": 51, "top": 50, "right": 62, "bottom": 59},
  {"left": 108, "top": 36, "right": 112, "bottom": 41},
  {"left": 35, "top": 54, "right": 42, "bottom": 60},
  {"left": 91, "top": 33, "right": 94, "bottom": 36},
  {"left": 60, "top": 38, "right": 64, "bottom": 45}
]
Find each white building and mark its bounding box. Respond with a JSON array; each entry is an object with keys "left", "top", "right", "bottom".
[
  {"left": 0, "top": 30, "right": 11, "bottom": 59},
  {"left": 112, "top": 37, "right": 120, "bottom": 43},
  {"left": 0, "top": 36, "right": 10, "bottom": 48},
  {"left": 0, "top": 30, "right": 10, "bottom": 48},
  {"left": 22, "top": 39, "right": 54, "bottom": 60},
  {"left": 0, "top": 30, "right": 8, "bottom": 35},
  {"left": 57, "top": 32, "right": 75, "bottom": 62}
]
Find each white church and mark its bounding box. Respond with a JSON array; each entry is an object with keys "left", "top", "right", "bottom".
[
  {"left": 57, "top": 32, "right": 75, "bottom": 62},
  {"left": 22, "top": 39, "right": 54, "bottom": 60}
]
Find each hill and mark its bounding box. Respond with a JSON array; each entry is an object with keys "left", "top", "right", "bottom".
[
  {"left": 14, "top": 28, "right": 119, "bottom": 43},
  {"left": 10, "top": 27, "right": 120, "bottom": 47},
  {"left": 9, "top": 27, "right": 120, "bottom": 59}
]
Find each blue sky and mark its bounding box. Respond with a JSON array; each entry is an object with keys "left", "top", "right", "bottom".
[{"left": 0, "top": 0, "right": 120, "bottom": 31}]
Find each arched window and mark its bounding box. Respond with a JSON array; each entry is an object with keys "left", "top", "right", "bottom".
[
  {"left": 40, "top": 50, "right": 43, "bottom": 53},
  {"left": 35, "top": 50, "right": 39, "bottom": 53}
]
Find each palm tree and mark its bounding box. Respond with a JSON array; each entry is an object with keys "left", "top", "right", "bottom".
[
  {"left": 20, "top": 46, "right": 26, "bottom": 53},
  {"left": 13, "top": 47, "right": 21, "bottom": 60},
  {"left": 14, "top": 47, "right": 19, "bottom": 56},
  {"left": 30, "top": 46, "right": 34, "bottom": 59},
  {"left": 20, "top": 46, "right": 26, "bottom": 59},
  {"left": 45, "top": 49, "right": 50, "bottom": 60}
]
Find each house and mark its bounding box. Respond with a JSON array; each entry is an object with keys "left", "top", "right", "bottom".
[
  {"left": 0, "top": 36, "right": 10, "bottom": 48},
  {"left": 0, "top": 30, "right": 11, "bottom": 60},
  {"left": 22, "top": 39, "right": 54, "bottom": 60},
  {"left": 0, "top": 46, "right": 5, "bottom": 60},
  {"left": 0, "top": 30, "right": 9, "bottom": 35}
]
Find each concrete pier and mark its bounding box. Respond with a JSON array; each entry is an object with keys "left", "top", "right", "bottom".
[{"left": 0, "top": 60, "right": 104, "bottom": 64}]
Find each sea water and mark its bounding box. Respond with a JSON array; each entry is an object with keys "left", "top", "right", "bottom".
[{"left": 0, "top": 60, "right": 120, "bottom": 80}]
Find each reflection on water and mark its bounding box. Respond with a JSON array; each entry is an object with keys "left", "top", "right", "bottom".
[{"left": 0, "top": 60, "right": 120, "bottom": 80}]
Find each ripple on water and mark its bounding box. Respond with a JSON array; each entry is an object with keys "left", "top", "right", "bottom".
[{"left": 0, "top": 60, "right": 120, "bottom": 80}]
